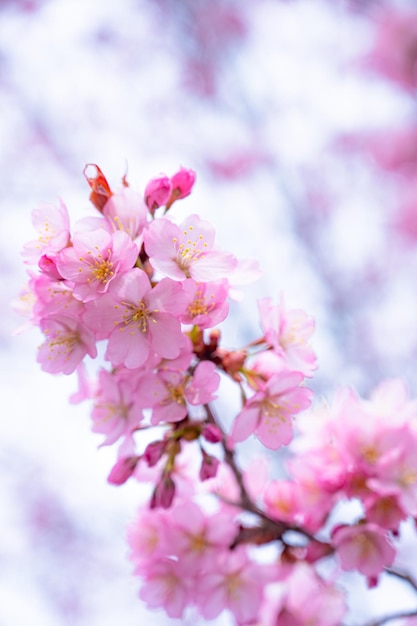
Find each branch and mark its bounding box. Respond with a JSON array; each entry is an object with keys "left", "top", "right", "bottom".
[
  {"left": 362, "top": 608, "right": 417, "bottom": 626},
  {"left": 360, "top": 568, "right": 417, "bottom": 626},
  {"left": 204, "top": 403, "right": 326, "bottom": 547},
  {"left": 385, "top": 567, "right": 417, "bottom": 593}
]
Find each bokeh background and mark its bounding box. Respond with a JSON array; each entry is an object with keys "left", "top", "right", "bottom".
[{"left": 3, "top": 0, "right": 417, "bottom": 623}]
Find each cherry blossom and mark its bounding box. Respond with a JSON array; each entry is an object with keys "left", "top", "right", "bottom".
[
  {"left": 37, "top": 314, "right": 97, "bottom": 374},
  {"left": 230, "top": 370, "right": 313, "bottom": 449},
  {"left": 258, "top": 295, "right": 317, "bottom": 377},
  {"left": 83, "top": 268, "right": 187, "bottom": 368},
  {"left": 144, "top": 213, "right": 237, "bottom": 281},
  {"left": 56, "top": 228, "right": 138, "bottom": 302},
  {"left": 91, "top": 367, "right": 145, "bottom": 445},
  {"left": 136, "top": 360, "right": 220, "bottom": 424},
  {"left": 332, "top": 522, "right": 396, "bottom": 581},
  {"left": 22, "top": 199, "right": 70, "bottom": 265}
]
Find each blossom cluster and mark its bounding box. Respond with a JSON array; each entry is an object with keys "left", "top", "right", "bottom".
[{"left": 18, "top": 164, "right": 417, "bottom": 625}]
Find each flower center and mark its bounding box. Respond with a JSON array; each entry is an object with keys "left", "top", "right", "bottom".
[
  {"left": 188, "top": 290, "right": 213, "bottom": 318},
  {"left": 121, "top": 301, "right": 157, "bottom": 333},
  {"left": 90, "top": 256, "right": 114, "bottom": 284}
]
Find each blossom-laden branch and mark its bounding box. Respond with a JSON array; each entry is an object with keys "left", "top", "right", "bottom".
[{"left": 16, "top": 164, "right": 417, "bottom": 626}]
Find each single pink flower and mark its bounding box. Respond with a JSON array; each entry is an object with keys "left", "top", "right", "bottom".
[
  {"left": 37, "top": 314, "right": 97, "bottom": 374},
  {"left": 56, "top": 228, "right": 138, "bottom": 302},
  {"left": 180, "top": 278, "right": 230, "bottom": 328},
  {"left": 91, "top": 367, "right": 145, "bottom": 445},
  {"left": 22, "top": 199, "right": 70, "bottom": 265},
  {"left": 137, "top": 360, "right": 220, "bottom": 424},
  {"left": 271, "top": 564, "right": 346, "bottom": 626},
  {"left": 102, "top": 186, "right": 148, "bottom": 240},
  {"left": 231, "top": 371, "right": 313, "bottom": 450},
  {"left": 196, "top": 548, "right": 270, "bottom": 624},
  {"left": 144, "top": 214, "right": 237, "bottom": 281},
  {"left": 83, "top": 269, "right": 187, "bottom": 368},
  {"left": 258, "top": 295, "right": 317, "bottom": 377},
  {"left": 139, "top": 557, "right": 192, "bottom": 618},
  {"left": 368, "top": 425, "right": 417, "bottom": 516},
  {"left": 332, "top": 522, "right": 396, "bottom": 578}
]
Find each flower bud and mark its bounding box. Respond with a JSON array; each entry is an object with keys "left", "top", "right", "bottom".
[
  {"left": 150, "top": 475, "right": 176, "bottom": 509},
  {"left": 38, "top": 254, "right": 62, "bottom": 280},
  {"left": 144, "top": 175, "right": 172, "bottom": 214},
  {"left": 170, "top": 167, "right": 196, "bottom": 198},
  {"left": 107, "top": 455, "right": 140, "bottom": 485},
  {"left": 144, "top": 440, "right": 167, "bottom": 467},
  {"left": 199, "top": 449, "right": 220, "bottom": 481},
  {"left": 165, "top": 167, "right": 196, "bottom": 209},
  {"left": 83, "top": 163, "right": 113, "bottom": 212},
  {"left": 201, "top": 423, "right": 223, "bottom": 443}
]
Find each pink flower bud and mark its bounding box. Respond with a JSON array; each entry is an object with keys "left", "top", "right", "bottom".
[
  {"left": 38, "top": 254, "right": 62, "bottom": 280},
  {"left": 170, "top": 167, "right": 196, "bottom": 198},
  {"left": 165, "top": 167, "right": 196, "bottom": 209},
  {"left": 144, "top": 175, "right": 172, "bottom": 213},
  {"left": 150, "top": 475, "right": 176, "bottom": 509},
  {"left": 201, "top": 423, "right": 223, "bottom": 443},
  {"left": 199, "top": 450, "right": 220, "bottom": 481},
  {"left": 144, "top": 440, "right": 167, "bottom": 467},
  {"left": 107, "top": 455, "right": 140, "bottom": 485}
]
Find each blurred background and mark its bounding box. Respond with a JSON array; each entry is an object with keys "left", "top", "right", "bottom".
[{"left": 3, "top": 0, "right": 417, "bottom": 623}]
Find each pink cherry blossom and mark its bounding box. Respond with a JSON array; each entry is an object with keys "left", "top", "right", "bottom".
[
  {"left": 18, "top": 273, "right": 84, "bottom": 328},
  {"left": 144, "top": 213, "right": 237, "bottom": 281},
  {"left": 22, "top": 199, "right": 70, "bottom": 265},
  {"left": 264, "top": 564, "right": 346, "bottom": 626},
  {"left": 136, "top": 361, "right": 220, "bottom": 424},
  {"left": 263, "top": 479, "right": 302, "bottom": 525},
  {"left": 37, "top": 314, "right": 97, "bottom": 374},
  {"left": 139, "top": 557, "right": 192, "bottom": 619},
  {"left": 368, "top": 425, "right": 417, "bottom": 516},
  {"left": 258, "top": 295, "right": 317, "bottom": 377},
  {"left": 102, "top": 186, "right": 148, "bottom": 240},
  {"left": 195, "top": 547, "right": 270, "bottom": 624},
  {"left": 230, "top": 370, "right": 313, "bottom": 450},
  {"left": 180, "top": 278, "right": 230, "bottom": 328},
  {"left": 91, "top": 367, "right": 145, "bottom": 445},
  {"left": 128, "top": 505, "right": 172, "bottom": 571},
  {"left": 83, "top": 268, "right": 187, "bottom": 368},
  {"left": 168, "top": 500, "right": 237, "bottom": 573},
  {"left": 332, "top": 522, "right": 396, "bottom": 579},
  {"left": 56, "top": 228, "right": 138, "bottom": 302}
]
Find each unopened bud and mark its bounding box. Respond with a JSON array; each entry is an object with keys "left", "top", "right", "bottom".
[
  {"left": 150, "top": 475, "right": 176, "bottom": 509},
  {"left": 144, "top": 440, "right": 167, "bottom": 467},
  {"left": 201, "top": 423, "right": 223, "bottom": 443},
  {"left": 107, "top": 455, "right": 140, "bottom": 485},
  {"left": 38, "top": 254, "right": 62, "bottom": 280},
  {"left": 199, "top": 450, "right": 220, "bottom": 481},
  {"left": 144, "top": 175, "right": 172, "bottom": 214},
  {"left": 218, "top": 348, "right": 247, "bottom": 381},
  {"left": 83, "top": 163, "right": 113, "bottom": 212},
  {"left": 166, "top": 167, "right": 196, "bottom": 209}
]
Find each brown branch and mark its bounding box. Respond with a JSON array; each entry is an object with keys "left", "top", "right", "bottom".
[
  {"left": 203, "top": 402, "right": 325, "bottom": 547},
  {"left": 385, "top": 567, "right": 417, "bottom": 593}
]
